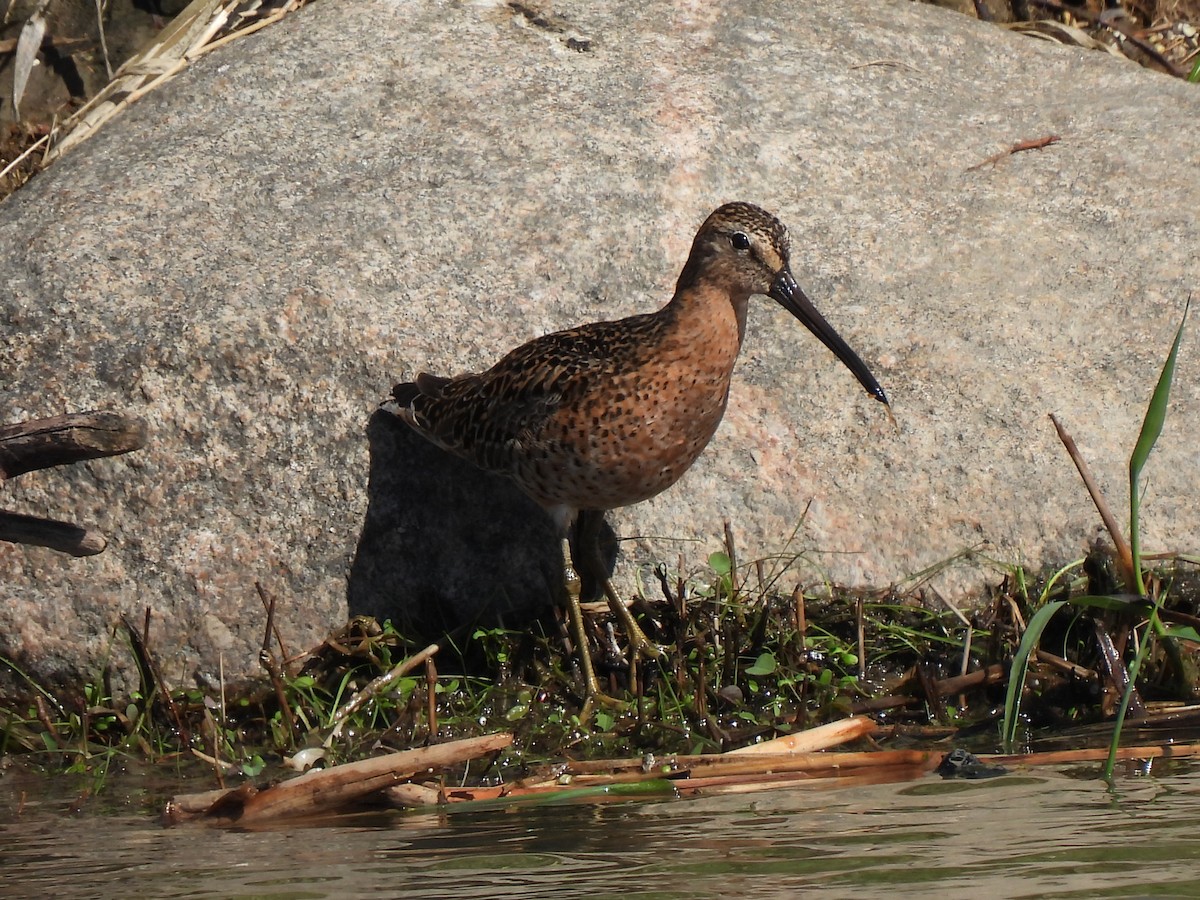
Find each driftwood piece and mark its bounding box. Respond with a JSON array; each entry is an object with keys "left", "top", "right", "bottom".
[
  {"left": 561, "top": 747, "right": 937, "bottom": 783},
  {"left": 0, "top": 411, "right": 147, "bottom": 479},
  {"left": 0, "top": 411, "right": 147, "bottom": 556},
  {"left": 166, "top": 716, "right": 1200, "bottom": 823},
  {"left": 726, "top": 716, "right": 876, "bottom": 755},
  {"left": 988, "top": 741, "right": 1200, "bottom": 768},
  {"left": 405, "top": 748, "right": 944, "bottom": 810},
  {"left": 0, "top": 510, "right": 106, "bottom": 556},
  {"left": 163, "top": 732, "right": 514, "bottom": 826},
  {"left": 392, "top": 738, "right": 1200, "bottom": 811}
]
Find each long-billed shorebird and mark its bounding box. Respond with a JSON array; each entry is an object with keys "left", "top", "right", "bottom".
[{"left": 383, "top": 202, "right": 888, "bottom": 701}]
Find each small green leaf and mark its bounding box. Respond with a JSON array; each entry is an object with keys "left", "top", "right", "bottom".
[
  {"left": 745, "top": 652, "right": 776, "bottom": 676},
  {"left": 1163, "top": 626, "right": 1200, "bottom": 643},
  {"left": 708, "top": 552, "right": 732, "bottom": 575}
]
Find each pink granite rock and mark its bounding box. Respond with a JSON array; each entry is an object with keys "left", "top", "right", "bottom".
[{"left": 1, "top": 0, "right": 1197, "bottom": 684}]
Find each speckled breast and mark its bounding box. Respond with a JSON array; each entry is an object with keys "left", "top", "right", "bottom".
[{"left": 513, "top": 343, "right": 739, "bottom": 511}]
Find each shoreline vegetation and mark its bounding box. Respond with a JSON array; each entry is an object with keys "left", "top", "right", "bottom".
[{"left": 3, "top": 539, "right": 1200, "bottom": 824}]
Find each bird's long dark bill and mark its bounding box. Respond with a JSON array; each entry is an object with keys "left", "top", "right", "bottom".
[{"left": 770, "top": 269, "right": 889, "bottom": 405}]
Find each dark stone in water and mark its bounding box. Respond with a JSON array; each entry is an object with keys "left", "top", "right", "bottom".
[{"left": 937, "top": 748, "right": 1008, "bottom": 779}]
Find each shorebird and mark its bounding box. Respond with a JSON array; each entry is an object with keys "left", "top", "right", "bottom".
[{"left": 383, "top": 202, "right": 888, "bottom": 701}]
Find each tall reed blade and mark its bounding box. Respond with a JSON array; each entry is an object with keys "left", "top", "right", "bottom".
[
  {"left": 1001, "top": 600, "right": 1065, "bottom": 752},
  {"left": 1128, "top": 298, "right": 1190, "bottom": 598},
  {"left": 1105, "top": 298, "right": 1190, "bottom": 780}
]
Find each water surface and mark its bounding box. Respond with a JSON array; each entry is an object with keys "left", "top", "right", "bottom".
[{"left": 4, "top": 763, "right": 1200, "bottom": 899}]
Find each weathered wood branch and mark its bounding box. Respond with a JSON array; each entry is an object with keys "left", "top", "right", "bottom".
[
  {"left": 164, "top": 732, "right": 515, "bottom": 826},
  {"left": 0, "top": 411, "right": 147, "bottom": 480},
  {"left": 0, "top": 411, "right": 147, "bottom": 556},
  {"left": 725, "top": 715, "right": 876, "bottom": 755},
  {"left": 0, "top": 510, "right": 106, "bottom": 556}
]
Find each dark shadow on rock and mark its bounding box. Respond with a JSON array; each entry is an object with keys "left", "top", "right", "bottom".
[{"left": 349, "top": 409, "right": 578, "bottom": 653}]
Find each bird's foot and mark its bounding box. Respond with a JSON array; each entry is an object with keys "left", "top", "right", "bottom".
[
  {"left": 577, "top": 686, "right": 627, "bottom": 724},
  {"left": 565, "top": 591, "right": 633, "bottom": 716},
  {"left": 601, "top": 580, "right": 668, "bottom": 662}
]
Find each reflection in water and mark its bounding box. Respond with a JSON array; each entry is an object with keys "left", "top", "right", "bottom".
[{"left": 4, "top": 766, "right": 1200, "bottom": 898}]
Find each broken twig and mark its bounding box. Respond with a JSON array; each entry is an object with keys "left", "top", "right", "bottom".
[
  {"left": 966, "top": 134, "right": 1061, "bottom": 171},
  {"left": 164, "top": 732, "right": 513, "bottom": 825},
  {"left": 0, "top": 411, "right": 146, "bottom": 556},
  {"left": 1049, "top": 413, "right": 1137, "bottom": 590}
]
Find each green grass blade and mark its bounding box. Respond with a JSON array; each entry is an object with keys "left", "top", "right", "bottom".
[
  {"left": 1163, "top": 625, "right": 1200, "bottom": 642},
  {"left": 1104, "top": 601, "right": 1165, "bottom": 781},
  {"left": 1066, "top": 594, "right": 1150, "bottom": 613},
  {"left": 0, "top": 654, "right": 66, "bottom": 714},
  {"left": 1129, "top": 300, "right": 1188, "bottom": 473},
  {"left": 1107, "top": 299, "right": 1189, "bottom": 778},
  {"left": 1002, "top": 600, "right": 1066, "bottom": 752},
  {"left": 1128, "top": 299, "right": 1189, "bottom": 595}
]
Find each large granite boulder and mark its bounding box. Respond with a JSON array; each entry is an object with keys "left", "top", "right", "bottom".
[{"left": 1, "top": 0, "right": 1197, "bottom": 685}]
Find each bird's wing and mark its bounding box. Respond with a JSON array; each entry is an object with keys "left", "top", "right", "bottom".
[{"left": 387, "top": 321, "right": 631, "bottom": 473}]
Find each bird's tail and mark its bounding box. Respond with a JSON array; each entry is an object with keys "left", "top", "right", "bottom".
[
  {"left": 380, "top": 373, "right": 450, "bottom": 424},
  {"left": 386, "top": 381, "right": 421, "bottom": 408}
]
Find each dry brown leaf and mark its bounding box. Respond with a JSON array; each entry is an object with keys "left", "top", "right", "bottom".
[{"left": 12, "top": 0, "right": 51, "bottom": 118}]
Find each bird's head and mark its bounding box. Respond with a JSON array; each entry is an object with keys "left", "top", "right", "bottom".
[{"left": 679, "top": 202, "right": 888, "bottom": 406}]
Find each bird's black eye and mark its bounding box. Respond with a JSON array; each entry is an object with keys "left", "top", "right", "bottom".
[{"left": 730, "top": 231, "right": 751, "bottom": 251}]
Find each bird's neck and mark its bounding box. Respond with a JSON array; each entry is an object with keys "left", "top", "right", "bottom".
[
  {"left": 659, "top": 281, "right": 750, "bottom": 372},
  {"left": 665, "top": 276, "right": 751, "bottom": 349}
]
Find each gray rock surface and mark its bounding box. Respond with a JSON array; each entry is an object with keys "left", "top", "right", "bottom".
[{"left": 1, "top": 0, "right": 1197, "bottom": 684}]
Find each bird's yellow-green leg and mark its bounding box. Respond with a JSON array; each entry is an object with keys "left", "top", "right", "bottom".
[
  {"left": 570, "top": 509, "right": 668, "bottom": 667},
  {"left": 599, "top": 576, "right": 666, "bottom": 662},
  {"left": 564, "top": 589, "right": 624, "bottom": 715}
]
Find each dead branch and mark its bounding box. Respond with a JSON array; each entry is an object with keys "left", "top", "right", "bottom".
[
  {"left": 121, "top": 610, "right": 191, "bottom": 745},
  {"left": 966, "top": 134, "right": 1061, "bottom": 171},
  {"left": 934, "top": 662, "right": 1007, "bottom": 694},
  {"left": 391, "top": 739, "right": 1200, "bottom": 810},
  {"left": 0, "top": 411, "right": 146, "bottom": 479},
  {"left": 163, "top": 731, "right": 514, "bottom": 826},
  {"left": 1049, "top": 413, "right": 1137, "bottom": 590},
  {"left": 325, "top": 643, "right": 441, "bottom": 744},
  {"left": 726, "top": 716, "right": 876, "bottom": 755},
  {"left": 0, "top": 411, "right": 147, "bottom": 556},
  {"left": 0, "top": 511, "right": 107, "bottom": 556}
]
